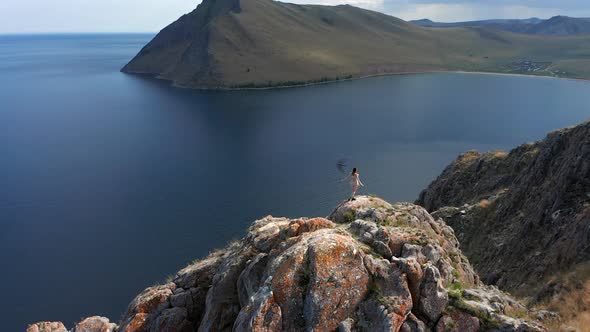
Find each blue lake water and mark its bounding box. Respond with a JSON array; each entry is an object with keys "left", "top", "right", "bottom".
[{"left": 1, "top": 34, "right": 590, "bottom": 331}]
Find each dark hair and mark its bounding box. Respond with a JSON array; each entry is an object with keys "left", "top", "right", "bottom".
[{"left": 352, "top": 167, "right": 357, "bottom": 175}]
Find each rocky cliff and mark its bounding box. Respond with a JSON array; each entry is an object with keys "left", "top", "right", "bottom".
[
  {"left": 417, "top": 121, "right": 590, "bottom": 330},
  {"left": 27, "top": 196, "right": 547, "bottom": 331}
]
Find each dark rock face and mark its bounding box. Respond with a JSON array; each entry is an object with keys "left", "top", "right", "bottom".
[
  {"left": 29, "top": 197, "right": 546, "bottom": 331},
  {"left": 417, "top": 121, "right": 590, "bottom": 295}
]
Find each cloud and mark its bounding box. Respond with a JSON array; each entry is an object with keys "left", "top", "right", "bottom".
[
  {"left": 3, "top": 0, "right": 590, "bottom": 32},
  {"left": 388, "top": 3, "right": 566, "bottom": 21},
  {"left": 286, "top": 0, "right": 590, "bottom": 22},
  {"left": 291, "top": 0, "right": 385, "bottom": 9}
]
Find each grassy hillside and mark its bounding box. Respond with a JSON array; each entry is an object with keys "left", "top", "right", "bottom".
[
  {"left": 410, "top": 18, "right": 542, "bottom": 34},
  {"left": 122, "top": 0, "right": 590, "bottom": 88},
  {"left": 411, "top": 16, "right": 590, "bottom": 36}
]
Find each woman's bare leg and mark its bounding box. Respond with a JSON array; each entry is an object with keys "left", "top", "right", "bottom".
[{"left": 351, "top": 184, "right": 358, "bottom": 200}]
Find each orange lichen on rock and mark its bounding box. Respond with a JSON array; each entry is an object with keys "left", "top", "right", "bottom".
[
  {"left": 28, "top": 197, "right": 548, "bottom": 332},
  {"left": 283, "top": 217, "right": 335, "bottom": 238},
  {"left": 305, "top": 234, "right": 369, "bottom": 331},
  {"left": 26, "top": 322, "right": 68, "bottom": 332},
  {"left": 436, "top": 309, "right": 480, "bottom": 332},
  {"left": 117, "top": 283, "right": 176, "bottom": 332}
]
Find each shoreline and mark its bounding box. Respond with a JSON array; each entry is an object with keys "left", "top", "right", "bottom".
[{"left": 124, "top": 69, "right": 590, "bottom": 92}]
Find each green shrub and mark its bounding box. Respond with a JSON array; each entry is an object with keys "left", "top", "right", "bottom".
[{"left": 343, "top": 210, "right": 356, "bottom": 223}]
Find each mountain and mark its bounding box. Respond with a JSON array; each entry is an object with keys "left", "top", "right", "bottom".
[
  {"left": 27, "top": 197, "right": 549, "bottom": 331},
  {"left": 411, "top": 16, "right": 590, "bottom": 36},
  {"left": 417, "top": 121, "right": 590, "bottom": 330},
  {"left": 410, "top": 18, "right": 542, "bottom": 34},
  {"left": 528, "top": 16, "right": 590, "bottom": 35},
  {"left": 122, "top": 0, "right": 590, "bottom": 88}
]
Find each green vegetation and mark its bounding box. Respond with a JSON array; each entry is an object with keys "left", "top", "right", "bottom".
[
  {"left": 124, "top": 0, "right": 590, "bottom": 89},
  {"left": 367, "top": 281, "right": 380, "bottom": 298},
  {"left": 165, "top": 274, "right": 175, "bottom": 283},
  {"left": 230, "top": 75, "right": 355, "bottom": 89},
  {"left": 504, "top": 306, "right": 530, "bottom": 320},
  {"left": 343, "top": 210, "right": 356, "bottom": 223},
  {"left": 359, "top": 243, "right": 383, "bottom": 259},
  {"left": 448, "top": 281, "right": 464, "bottom": 299},
  {"left": 379, "top": 216, "right": 393, "bottom": 226},
  {"left": 451, "top": 299, "right": 502, "bottom": 329}
]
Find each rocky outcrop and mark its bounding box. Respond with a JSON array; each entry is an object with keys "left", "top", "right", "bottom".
[
  {"left": 417, "top": 121, "right": 590, "bottom": 294},
  {"left": 29, "top": 196, "right": 546, "bottom": 331},
  {"left": 26, "top": 322, "right": 68, "bottom": 332},
  {"left": 73, "top": 317, "right": 117, "bottom": 332},
  {"left": 417, "top": 121, "right": 590, "bottom": 331},
  {"left": 26, "top": 318, "right": 117, "bottom": 332}
]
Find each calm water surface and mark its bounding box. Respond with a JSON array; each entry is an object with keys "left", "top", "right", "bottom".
[{"left": 1, "top": 34, "right": 590, "bottom": 330}]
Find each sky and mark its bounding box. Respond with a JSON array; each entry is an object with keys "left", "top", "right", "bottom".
[{"left": 2, "top": 0, "right": 590, "bottom": 33}]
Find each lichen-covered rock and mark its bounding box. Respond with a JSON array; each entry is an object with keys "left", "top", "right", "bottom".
[
  {"left": 400, "top": 313, "right": 427, "bottom": 332},
  {"left": 29, "top": 196, "right": 546, "bottom": 332},
  {"left": 72, "top": 316, "right": 117, "bottom": 332},
  {"left": 118, "top": 283, "right": 176, "bottom": 332},
  {"left": 397, "top": 258, "right": 423, "bottom": 306},
  {"left": 417, "top": 121, "right": 590, "bottom": 315},
  {"left": 361, "top": 255, "right": 413, "bottom": 330},
  {"left": 118, "top": 251, "right": 224, "bottom": 332},
  {"left": 435, "top": 309, "right": 480, "bottom": 332},
  {"left": 26, "top": 322, "right": 68, "bottom": 332},
  {"left": 451, "top": 286, "right": 547, "bottom": 332},
  {"left": 198, "top": 245, "right": 257, "bottom": 331},
  {"left": 304, "top": 232, "right": 369, "bottom": 330},
  {"left": 26, "top": 318, "right": 117, "bottom": 332},
  {"left": 282, "top": 217, "right": 335, "bottom": 238},
  {"left": 337, "top": 318, "right": 355, "bottom": 332},
  {"left": 329, "top": 196, "right": 393, "bottom": 224},
  {"left": 418, "top": 264, "right": 449, "bottom": 323}
]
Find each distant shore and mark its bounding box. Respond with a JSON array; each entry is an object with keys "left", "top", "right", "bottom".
[
  {"left": 125, "top": 69, "right": 590, "bottom": 91},
  {"left": 452, "top": 70, "right": 590, "bottom": 84}
]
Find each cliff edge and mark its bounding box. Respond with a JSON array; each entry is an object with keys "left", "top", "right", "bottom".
[
  {"left": 28, "top": 197, "right": 547, "bottom": 332},
  {"left": 417, "top": 121, "right": 590, "bottom": 330}
]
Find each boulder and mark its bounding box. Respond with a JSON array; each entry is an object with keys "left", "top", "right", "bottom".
[
  {"left": 400, "top": 313, "right": 427, "bottom": 332},
  {"left": 26, "top": 322, "right": 68, "bottom": 332},
  {"left": 362, "top": 255, "right": 413, "bottom": 330},
  {"left": 435, "top": 310, "right": 480, "bottom": 332},
  {"left": 118, "top": 283, "right": 176, "bottom": 332},
  {"left": 72, "top": 316, "right": 117, "bottom": 332},
  {"left": 418, "top": 264, "right": 448, "bottom": 323}
]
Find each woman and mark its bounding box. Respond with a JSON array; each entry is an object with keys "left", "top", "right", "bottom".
[{"left": 341, "top": 167, "right": 364, "bottom": 201}]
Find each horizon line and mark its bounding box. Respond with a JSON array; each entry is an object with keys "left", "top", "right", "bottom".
[
  {"left": 0, "top": 32, "right": 157, "bottom": 35},
  {"left": 2, "top": 13, "right": 588, "bottom": 35}
]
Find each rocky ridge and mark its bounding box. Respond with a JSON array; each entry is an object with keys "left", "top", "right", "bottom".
[
  {"left": 410, "top": 16, "right": 590, "bottom": 36},
  {"left": 417, "top": 121, "right": 590, "bottom": 330},
  {"left": 28, "top": 196, "right": 546, "bottom": 332}
]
